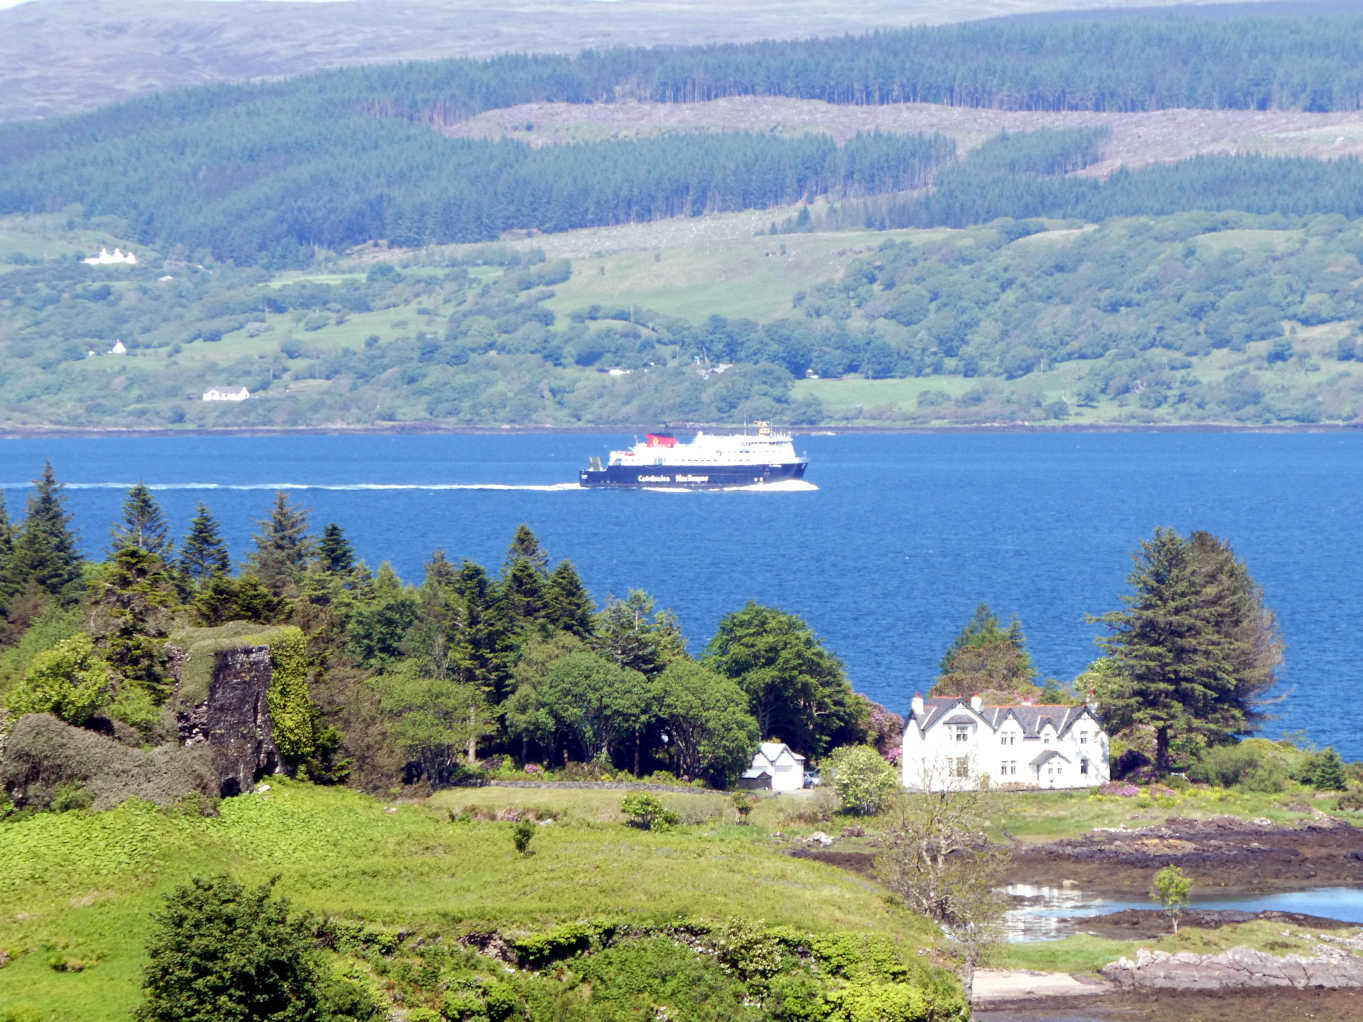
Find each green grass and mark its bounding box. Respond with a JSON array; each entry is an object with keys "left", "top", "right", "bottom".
[
  {"left": 987, "top": 784, "right": 1348, "bottom": 843},
  {"left": 541, "top": 225, "right": 944, "bottom": 323},
  {"left": 168, "top": 623, "right": 295, "bottom": 705},
  {"left": 0, "top": 781, "right": 936, "bottom": 1020},
  {"left": 1002, "top": 919, "right": 1353, "bottom": 974}
]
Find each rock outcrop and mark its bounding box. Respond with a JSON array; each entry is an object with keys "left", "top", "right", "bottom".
[
  {"left": 1102, "top": 937, "right": 1363, "bottom": 991},
  {"left": 171, "top": 643, "right": 280, "bottom": 797}
]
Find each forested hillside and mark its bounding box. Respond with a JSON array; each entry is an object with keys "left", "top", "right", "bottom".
[
  {"left": 8, "top": 7, "right": 1363, "bottom": 264},
  {"left": 7, "top": 3, "right": 1363, "bottom": 428}
]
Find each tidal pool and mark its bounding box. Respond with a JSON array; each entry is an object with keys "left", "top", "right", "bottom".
[{"left": 1002, "top": 883, "right": 1363, "bottom": 941}]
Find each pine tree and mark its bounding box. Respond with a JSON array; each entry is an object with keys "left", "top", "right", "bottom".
[
  {"left": 110, "top": 482, "right": 172, "bottom": 557},
  {"left": 246, "top": 492, "right": 312, "bottom": 597},
  {"left": 6, "top": 462, "right": 82, "bottom": 602},
  {"left": 1091, "top": 527, "right": 1283, "bottom": 773},
  {"left": 179, "top": 502, "right": 231, "bottom": 588}
]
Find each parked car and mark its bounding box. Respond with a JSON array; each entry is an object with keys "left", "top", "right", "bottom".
[{"left": 802, "top": 769, "right": 821, "bottom": 789}]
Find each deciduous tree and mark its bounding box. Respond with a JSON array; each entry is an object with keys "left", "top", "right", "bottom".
[
  {"left": 874, "top": 776, "right": 1009, "bottom": 1008},
  {"left": 703, "top": 601, "right": 866, "bottom": 756},
  {"left": 654, "top": 660, "right": 758, "bottom": 785},
  {"left": 541, "top": 650, "right": 650, "bottom": 763}
]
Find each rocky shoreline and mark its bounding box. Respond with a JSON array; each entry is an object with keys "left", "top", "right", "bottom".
[
  {"left": 794, "top": 814, "right": 1363, "bottom": 1016},
  {"left": 1007, "top": 813, "right": 1363, "bottom": 894}
]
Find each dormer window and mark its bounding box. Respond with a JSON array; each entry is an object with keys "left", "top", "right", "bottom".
[{"left": 953, "top": 725, "right": 970, "bottom": 743}]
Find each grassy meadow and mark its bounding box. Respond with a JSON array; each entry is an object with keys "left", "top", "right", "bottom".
[{"left": 0, "top": 781, "right": 936, "bottom": 1021}]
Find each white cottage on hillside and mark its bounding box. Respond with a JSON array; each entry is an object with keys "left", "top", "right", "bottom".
[
  {"left": 202, "top": 385, "right": 250, "bottom": 402},
  {"left": 740, "top": 742, "right": 806, "bottom": 792},
  {"left": 902, "top": 694, "right": 1109, "bottom": 791}
]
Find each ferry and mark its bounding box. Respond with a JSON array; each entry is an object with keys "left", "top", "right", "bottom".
[{"left": 579, "top": 421, "right": 809, "bottom": 489}]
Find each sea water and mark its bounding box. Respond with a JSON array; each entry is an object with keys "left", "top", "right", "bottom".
[{"left": 1, "top": 430, "right": 1358, "bottom": 759}]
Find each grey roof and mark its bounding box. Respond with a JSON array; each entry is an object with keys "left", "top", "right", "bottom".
[
  {"left": 1031, "top": 749, "right": 1071, "bottom": 768},
  {"left": 908, "top": 696, "right": 1101, "bottom": 739}
]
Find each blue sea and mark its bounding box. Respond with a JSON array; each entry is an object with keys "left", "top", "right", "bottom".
[{"left": 1, "top": 430, "right": 1358, "bottom": 760}]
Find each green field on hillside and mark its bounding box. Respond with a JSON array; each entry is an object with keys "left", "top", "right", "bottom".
[{"left": 0, "top": 781, "right": 943, "bottom": 1021}]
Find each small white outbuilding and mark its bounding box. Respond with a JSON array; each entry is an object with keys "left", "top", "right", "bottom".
[{"left": 740, "top": 741, "right": 806, "bottom": 793}]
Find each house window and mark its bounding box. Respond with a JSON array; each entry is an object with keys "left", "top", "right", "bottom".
[
  {"left": 1079, "top": 732, "right": 1089, "bottom": 745},
  {"left": 1043, "top": 732, "right": 1053, "bottom": 745},
  {"left": 952, "top": 757, "right": 970, "bottom": 778},
  {"left": 1080, "top": 760, "right": 1089, "bottom": 776},
  {"left": 953, "top": 725, "right": 970, "bottom": 743},
  {"left": 999, "top": 733, "right": 1015, "bottom": 746},
  {"left": 1001, "top": 760, "right": 1016, "bottom": 776}
]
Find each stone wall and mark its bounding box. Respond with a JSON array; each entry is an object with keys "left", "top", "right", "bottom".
[{"left": 171, "top": 644, "right": 281, "bottom": 797}]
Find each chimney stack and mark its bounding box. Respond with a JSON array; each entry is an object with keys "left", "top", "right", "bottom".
[{"left": 911, "top": 692, "right": 924, "bottom": 716}]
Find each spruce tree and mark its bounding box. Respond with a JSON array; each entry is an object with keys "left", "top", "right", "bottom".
[
  {"left": 503, "top": 523, "right": 549, "bottom": 576},
  {"left": 317, "top": 523, "right": 354, "bottom": 576},
  {"left": 545, "top": 560, "right": 595, "bottom": 638},
  {"left": 6, "top": 462, "right": 82, "bottom": 602},
  {"left": 1092, "top": 526, "right": 1283, "bottom": 773},
  {"left": 110, "top": 482, "right": 172, "bottom": 557},
  {"left": 180, "top": 502, "right": 231, "bottom": 587},
  {"left": 246, "top": 492, "right": 312, "bottom": 597}
]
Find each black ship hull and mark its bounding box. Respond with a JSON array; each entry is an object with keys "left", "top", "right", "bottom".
[{"left": 579, "top": 461, "right": 808, "bottom": 488}]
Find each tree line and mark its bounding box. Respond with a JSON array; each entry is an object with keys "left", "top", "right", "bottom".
[{"left": 0, "top": 467, "right": 880, "bottom": 799}]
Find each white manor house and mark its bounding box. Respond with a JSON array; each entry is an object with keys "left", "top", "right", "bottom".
[{"left": 901, "top": 693, "right": 1110, "bottom": 791}]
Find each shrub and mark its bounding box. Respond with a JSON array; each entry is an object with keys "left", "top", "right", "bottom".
[
  {"left": 0, "top": 712, "right": 218, "bottom": 811},
  {"left": 731, "top": 791, "right": 754, "bottom": 823},
  {"left": 136, "top": 875, "right": 328, "bottom": 1022},
  {"left": 1335, "top": 789, "right": 1363, "bottom": 811},
  {"left": 559, "top": 760, "right": 616, "bottom": 782},
  {"left": 825, "top": 745, "right": 898, "bottom": 816},
  {"left": 512, "top": 820, "right": 536, "bottom": 855},
  {"left": 5, "top": 633, "right": 110, "bottom": 727},
  {"left": 836, "top": 980, "right": 930, "bottom": 1022},
  {"left": 1303, "top": 747, "right": 1349, "bottom": 790},
  {"left": 619, "top": 793, "right": 678, "bottom": 830},
  {"left": 1187, "top": 739, "right": 1305, "bottom": 792}
]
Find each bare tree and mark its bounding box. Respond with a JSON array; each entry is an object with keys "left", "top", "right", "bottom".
[{"left": 874, "top": 763, "right": 1010, "bottom": 1007}]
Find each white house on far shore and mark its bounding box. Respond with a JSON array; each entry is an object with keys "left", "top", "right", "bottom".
[
  {"left": 739, "top": 741, "right": 806, "bottom": 792},
  {"left": 202, "top": 385, "right": 250, "bottom": 402},
  {"left": 83, "top": 247, "right": 137, "bottom": 266},
  {"left": 902, "top": 694, "right": 1109, "bottom": 792}
]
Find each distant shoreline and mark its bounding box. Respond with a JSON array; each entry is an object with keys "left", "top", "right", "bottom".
[{"left": 2, "top": 421, "right": 1360, "bottom": 440}]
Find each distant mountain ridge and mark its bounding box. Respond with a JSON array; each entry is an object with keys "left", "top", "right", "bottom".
[{"left": 0, "top": 0, "right": 1280, "bottom": 124}]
